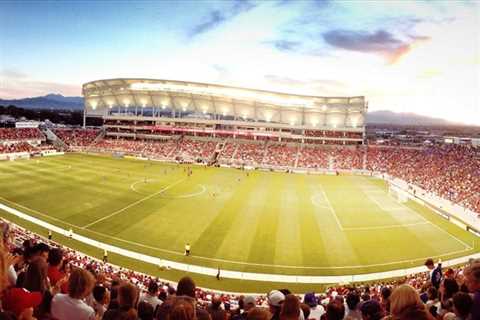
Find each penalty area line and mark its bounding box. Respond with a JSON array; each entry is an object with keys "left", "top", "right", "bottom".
[{"left": 81, "top": 178, "right": 186, "bottom": 230}]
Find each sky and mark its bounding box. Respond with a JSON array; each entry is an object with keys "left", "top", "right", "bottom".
[{"left": 0, "top": 0, "right": 479, "bottom": 124}]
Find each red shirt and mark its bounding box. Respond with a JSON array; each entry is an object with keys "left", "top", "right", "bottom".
[
  {"left": 2, "top": 287, "right": 42, "bottom": 316},
  {"left": 48, "top": 265, "right": 65, "bottom": 286}
]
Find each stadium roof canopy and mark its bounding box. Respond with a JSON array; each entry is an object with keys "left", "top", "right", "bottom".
[{"left": 83, "top": 78, "right": 367, "bottom": 128}]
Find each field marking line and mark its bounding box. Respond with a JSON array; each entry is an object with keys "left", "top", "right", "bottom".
[
  {"left": 130, "top": 179, "right": 157, "bottom": 195},
  {"left": 343, "top": 221, "right": 430, "bottom": 231},
  {"left": 318, "top": 184, "right": 344, "bottom": 231},
  {"left": 164, "top": 184, "right": 206, "bottom": 199},
  {"left": 362, "top": 177, "right": 474, "bottom": 251},
  {"left": 0, "top": 198, "right": 474, "bottom": 270},
  {"left": 310, "top": 195, "right": 331, "bottom": 210},
  {"left": 404, "top": 206, "right": 474, "bottom": 250},
  {"left": 81, "top": 178, "right": 186, "bottom": 230},
  {"left": 130, "top": 179, "right": 207, "bottom": 199},
  {"left": 361, "top": 186, "right": 404, "bottom": 213}
]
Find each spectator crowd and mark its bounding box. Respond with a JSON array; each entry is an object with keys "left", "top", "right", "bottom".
[
  {"left": 1, "top": 220, "right": 480, "bottom": 320},
  {"left": 0, "top": 128, "right": 44, "bottom": 142},
  {"left": 53, "top": 129, "right": 99, "bottom": 147}
]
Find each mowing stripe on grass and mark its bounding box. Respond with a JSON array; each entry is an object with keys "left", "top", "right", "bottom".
[
  {"left": 318, "top": 184, "right": 344, "bottom": 230},
  {"left": 0, "top": 199, "right": 474, "bottom": 270},
  {"left": 81, "top": 178, "right": 186, "bottom": 229}
]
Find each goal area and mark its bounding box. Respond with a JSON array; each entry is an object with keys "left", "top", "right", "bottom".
[{"left": 388, "top": 183, "right": 410, "bottom": 203}]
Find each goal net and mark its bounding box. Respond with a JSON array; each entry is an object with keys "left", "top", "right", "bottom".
[{"left": 388, "top": 183, "right": 409, "bottom": 203}]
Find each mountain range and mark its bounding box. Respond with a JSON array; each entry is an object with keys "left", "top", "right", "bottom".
[
  {"left": 0, "top": 94, "right": 84, "bottom": 110},
  {"left": 0, "top": 94, "right": 461, "bottom": 126}
]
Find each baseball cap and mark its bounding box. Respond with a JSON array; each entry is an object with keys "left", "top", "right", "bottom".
[
  {"left": 303, "top": 292, "right": 317, "bottom": 307},
  {"left": 2, "top": 288, "right": 42, "bottom": 316},
  {"left": 244, "top": 295, "right": 256, "bottom": 306},
  {"left": 268, "top": 290, "right": 285, "bottom": 307}
]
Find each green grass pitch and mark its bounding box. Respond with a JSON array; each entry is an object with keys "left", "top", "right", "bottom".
[{"left": 1, "top": 153, "right": 478, "bottom": 292}]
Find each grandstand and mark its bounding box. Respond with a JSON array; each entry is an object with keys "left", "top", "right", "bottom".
[{"left": 82, "top": 78, "right": 366, "bottom": 146}]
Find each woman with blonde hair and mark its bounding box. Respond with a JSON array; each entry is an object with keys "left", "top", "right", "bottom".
[
  {"left": 388, "top": 284, "right": 434, "bottom": 320},
  {"left": 51, "top": 268, "right": 96, "bottom": 320}
]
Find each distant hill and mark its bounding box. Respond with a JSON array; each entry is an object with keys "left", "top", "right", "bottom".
[
  {"left": 366, "top": 110, "right": 454, "bottom": 126},
  {"left": 0, "top": 94, "right": 84, "bottom": 110},
  {"left": 0, "top": 94, "right": 460, "bottom": 126}
]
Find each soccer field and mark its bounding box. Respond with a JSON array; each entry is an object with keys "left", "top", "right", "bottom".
[{"left": 0, "top": 154, "right": 478, "bottom": 286}]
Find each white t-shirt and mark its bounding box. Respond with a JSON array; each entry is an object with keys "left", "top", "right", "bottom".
[
  {"left": 308, "top": 306, "right": 325, "bottom": 320},
  {"left": 51, "top": 293, "right": 96, "bottom": 320},
  {"left": 7, "top": 265, "right": 17, "bottom": 286},
  {"left": 140, "top": 292, "right": 163, "bottom": 310}
]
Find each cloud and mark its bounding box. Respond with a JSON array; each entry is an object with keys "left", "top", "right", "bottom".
[
  {"left": 0, "top": 68, "right": 27, "bottom": 79},
  {"left": 264, "top": 74, "right": 348, "bottom": 95},
  {"left": 0, "top": 71, "right": 80, "bottom": 99},
  {"left": 265, "top": 40, "right": 301, "bottom": 52},
  {"left": 188, "top": 0, "right": 257, "bottom": 37},
  {"left": 323, "top": 29, "right": 403, "bottom": 52},
  {"left": 189, "top": 10, "right": 227, "bottom": 37},
  {"left": 323, "top": 29, "right": 430, "bottom": 64}
]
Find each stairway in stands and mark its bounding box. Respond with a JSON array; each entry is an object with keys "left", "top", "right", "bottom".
[
  {"left": 362, "top": 148, "right": 368, "bottom": 170},
  {"left": 230, "top": 142, "right": 239, "bottom": 162},
  {"left": 41, "top": 127, "right": 68, "bottom": 151},
  {"left": 294, "top": 145, "right": 301, "bottom": 168},
  {"left": 260, "top": 141, "right": 269, "bottom": 165},
  {"left": 210, "top": 141, "right": 224, "bottom": 165}
]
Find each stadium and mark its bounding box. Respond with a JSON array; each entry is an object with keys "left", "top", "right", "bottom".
[
  {"left": 3, "top": 1, "right": 480, "bottom": 319},
  {"left": 1, "top": 77, "right": 479, "bottom": 297}
]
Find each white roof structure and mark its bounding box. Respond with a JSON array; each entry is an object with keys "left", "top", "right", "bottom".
[{"left": 83, "top": 78, "right": 367, "bottom": 129}]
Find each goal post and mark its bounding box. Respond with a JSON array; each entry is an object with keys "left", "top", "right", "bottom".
[{"left": 388, "top": 183, "right": 409, "bottom": 203}]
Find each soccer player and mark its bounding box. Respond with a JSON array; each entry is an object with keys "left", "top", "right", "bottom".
[
  {"left": 216, "top": 267, "right": 220, "bottom": 280},
  {"left": 185, "top": 243, "right": 191, "bottom": 256},
  {"left": 103, "top": 249, "right": 108, "bottom": 263},
  {"left": 48, "top": 230, "right": 52, "bottom": 240},
  {"left": 68, "top": 228, "right": 73, "bottom": 239}
]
